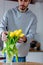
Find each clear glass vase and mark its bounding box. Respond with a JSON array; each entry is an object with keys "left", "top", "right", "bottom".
[{"left": 6, "top": 54, "right": 13, "bottom": 65}]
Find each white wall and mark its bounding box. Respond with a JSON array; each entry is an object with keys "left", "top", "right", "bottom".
[{"left": 0, "top": 0, "right": 4, "bottom": 21}]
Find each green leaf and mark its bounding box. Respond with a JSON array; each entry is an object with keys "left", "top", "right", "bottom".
[{"left": 2, "top": 47, "right": 6, "bottom": 53}]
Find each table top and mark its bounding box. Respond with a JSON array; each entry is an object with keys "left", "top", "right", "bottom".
[{"left": 0, "top": 62, "right": 43, "bottom": 65}]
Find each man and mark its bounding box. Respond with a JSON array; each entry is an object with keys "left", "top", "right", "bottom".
[{"left": 0, "top": 0, "right": 37, "bottom": 62}]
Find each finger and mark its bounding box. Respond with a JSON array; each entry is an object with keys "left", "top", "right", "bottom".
[
  {"left": 19, "top": 38, "right": 23, "bottom": 41},
  {"left": 4, "top": 31, "right": 8, "bottom": 35},
  {"left": 3, "top": 37, "right": 7, "bottom": 41},
  {"left": 18, "top": 40, "right": 23, "bottom": 43},
  {"left": 2, "top": 34, "right": 7, "bottom": 41},
  {"left": 18, "top": 38, "right": 23, "bottom": 43}
]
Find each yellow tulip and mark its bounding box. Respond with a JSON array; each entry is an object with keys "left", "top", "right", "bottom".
[
  {"left": 10, "top": 29, "right": 23, "bottom": 37},
  {"left": 20, "top": 33, "right": 24, "bottom": 37},
  {"left": 15, "top": 29, "right": 22, "bottom": 36},
  {"left": 10, "top": 32, "right": 14, "bottom": 37},
  {"left": 18, "top": 29, "right": 22, "bottom": 33},
  {"left": 14, "top": 30, "right": 18, "bottom": 36}
]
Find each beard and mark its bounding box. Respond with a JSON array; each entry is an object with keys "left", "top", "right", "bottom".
[
  {"left": 18, "top": 4, "right": 28, "bottom": 12},
  {"left": 20, "top": 5, "right": 27, "bottom": 10}
]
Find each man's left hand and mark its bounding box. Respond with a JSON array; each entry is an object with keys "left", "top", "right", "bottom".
[{"left": 18, "top": 36, "right": 27, "bottom": 43}]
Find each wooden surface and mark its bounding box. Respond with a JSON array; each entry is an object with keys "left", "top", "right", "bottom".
[{"left": 0, "top": 62, "right": 43, "bottom": 65}]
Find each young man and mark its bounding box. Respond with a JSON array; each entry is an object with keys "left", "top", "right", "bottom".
[{"left": 0, "top": 0, "right": 37, "bottom": 62}]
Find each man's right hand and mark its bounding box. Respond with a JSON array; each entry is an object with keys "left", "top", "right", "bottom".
[{"left": 1, "top": 31, "right": 8, "bottom": 42}]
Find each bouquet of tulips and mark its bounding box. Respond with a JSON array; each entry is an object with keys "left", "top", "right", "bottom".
[{"left": 2, "top": 29, "right": 24, "bottom": 62}]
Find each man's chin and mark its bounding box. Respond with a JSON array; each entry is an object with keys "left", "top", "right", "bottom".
[
  {"left": 20, "top": 6, "right": 25, "bottom": 10},
  {"left": 20, "top": 7, "right": 26, "bottom": 10}
]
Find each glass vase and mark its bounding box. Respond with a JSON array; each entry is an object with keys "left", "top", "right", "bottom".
[{"left": 6, "top": 54, "right": 13, "bottom": 65}]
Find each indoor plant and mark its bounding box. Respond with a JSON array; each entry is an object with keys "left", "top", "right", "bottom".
[{"left": 2, "top": 29, "right": 24, "bottom": 63}]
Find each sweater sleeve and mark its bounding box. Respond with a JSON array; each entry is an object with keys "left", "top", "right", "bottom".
[
  {"left": 0, "top": 11, "right": 8, "bottom": 36},
  {"left": 26, "top": 16, "right": 37, "bottom": 43}
]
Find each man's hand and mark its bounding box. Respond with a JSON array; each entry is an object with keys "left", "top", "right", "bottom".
[
  {"left": 18, "top": 36, "right": 27, "bottom": 43},
  {"left": 1, "top": 31, "right": 8, "bottom": 42}
]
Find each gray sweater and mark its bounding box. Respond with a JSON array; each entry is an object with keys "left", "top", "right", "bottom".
[{"left": 0, "top": 7, "right": 37, "bottom": 57}]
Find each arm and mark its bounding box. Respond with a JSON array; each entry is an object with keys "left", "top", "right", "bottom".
[
  {"left": 26, "top": 16, "right": 37, "bottom": 43},
  {"left": 18, "top": 16, "right": 37, "bottom": 43},
  {"left": 0, "top": 11, "right": 8, "bottom": 41},
  {"left": 0, "top": 11, "right": 8, "bottom": 35}
]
